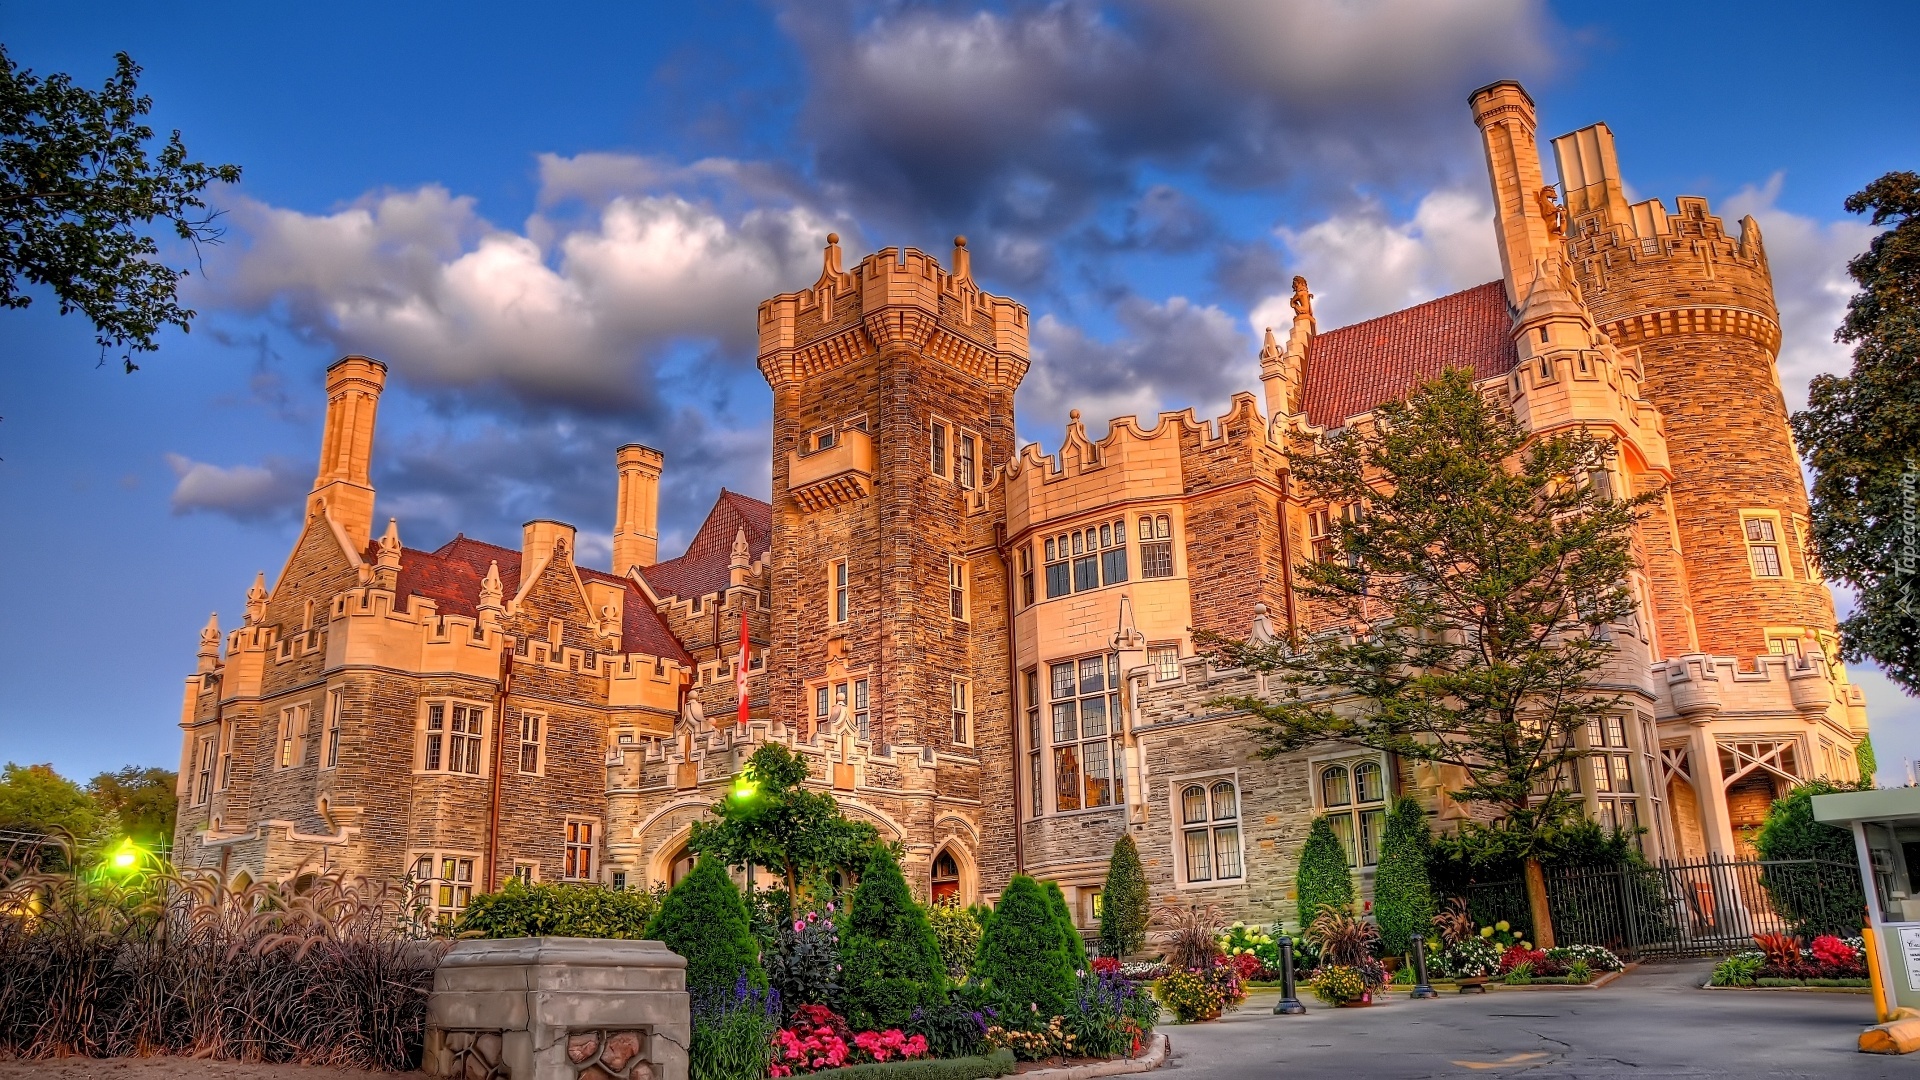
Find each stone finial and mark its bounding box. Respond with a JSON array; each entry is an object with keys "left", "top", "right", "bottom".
[
  {"left": 1262, "top": 325, "right": 1279, "bottom": 354},
  {"left": 681, "top": 689, "right": 705, "bottom": 730},
  {"left": 952, "top": 235, "right": 971, "bottom": 281},
  {"left": 1111, "top": 594, "right": 1146, "bottom": 652},
  {"left": 730, "top": 526, "right": 751, "bottom": 569},
  {"left": 479, "top": 560, "right": 504, "bottom": 613},
  {"left": 376, "top": 517, "right": 403, "bottom": 572},
  {"left": 822, "top": 232, "right": 843, "bottom": 278},
  {"left": 1249, "top": 601, "right": 1278, "bottom": 646},
  {"left": 244, "top": 571, "right": 268, "bottom": 626},
  {"left": 197, "top": 612, "right": 221, "bottom": 669}
]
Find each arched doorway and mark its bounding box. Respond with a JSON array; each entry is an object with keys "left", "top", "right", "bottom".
[
  {"left": 664, "top": 842, "right": 696, "bottom": 888},
  {"left": 931, "top": 849, "right": 960, "bottom": 905}
]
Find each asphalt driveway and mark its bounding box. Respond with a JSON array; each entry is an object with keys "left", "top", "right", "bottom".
[{"left": 1159, "top": 961, "right": 1908, "bottom": 1078}]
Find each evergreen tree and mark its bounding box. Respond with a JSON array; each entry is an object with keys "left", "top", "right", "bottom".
[
  {"left": 839, "top": 846, "right": 946, "bottom": 1029},
  {"left": 1373, "top": 797, "right": 1434, "bottom": 957},
  {"left": 1792, "top": 171, "right": 1920, "bottom": 692},
  {"left": 1042, "top": 879, "right": 1088, "bottom": 970},
  {"left": 974, "top": 875, "right": 1076, "bottom": 1016},
  {"left": 1295, "top": 816, "right": 1354, "bottom": 932},
  {"left": 1205, "top": 368, "right": 1653, "bottom": 948},
  {"left": 644, "top": 856, "right": 765, "bottom": 995},
  {"left": 1097, "top": 835, "right": 1150, "bottom": 959},
  {"left": 1756, "top": 779, "right": 1871, "bottom": 937}
]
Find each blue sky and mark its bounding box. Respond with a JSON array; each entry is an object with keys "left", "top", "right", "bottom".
[{"left": 2, "top": 0, "right": 1916, "bottom": 782}]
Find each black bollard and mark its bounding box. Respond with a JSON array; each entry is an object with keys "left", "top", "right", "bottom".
[
  {"left": 1410, "top": 937, "right": 1439, "bottom": 999},
  {"left": 1274, "top": 935, "right": 1307, "bottom": 1015}
]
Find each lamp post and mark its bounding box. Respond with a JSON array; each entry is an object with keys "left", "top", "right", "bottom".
[
  {"left": 1410, "top": 937, "right": 1439, "bottom": 1000},
  {"left": 1273, "top": 935, "right": 1307, "bottom": 1015}
]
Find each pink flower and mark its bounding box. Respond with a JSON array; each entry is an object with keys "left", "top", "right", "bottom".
[{"left": 794, "top": 921, "right": 806, "bottom": 932}]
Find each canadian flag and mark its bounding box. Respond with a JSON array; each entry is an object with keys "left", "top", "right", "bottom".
[{"left": 733, "top": 612, "right": 751, "bottom": 728}]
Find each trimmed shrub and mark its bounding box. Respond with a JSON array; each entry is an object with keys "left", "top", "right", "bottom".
[
  {"left": 1755, "top": 779, "right": 1870, "bottom": 936},
  {"left": 646, "top": 856, "right": 766, "bottom": 995},
  {"left": 973, "top": 875, "right": 1075, "bottom": 1017},
  {"left": 456, "top": 879, "right": 663, "bottom": 939},
  {"left": 927, "top": 899, "right": 982, "bottom": 981},
  {"left": 1042, "top": 879, "right": 1088, "bottom": 970},
  {"left": 1295, "top": 816, "right": 1354, "bottom": 931},
  {"left": 1373, "top": 797, "right": 1434, "bottom": 956},
  {"left": 804, "top": 1048, "right": 1016, "bottom": 1080},
  {"left": 840, "top": 847, "right": 947, "bottom": 1029},
  {"left": 1097, "top": 836, "right": 1149, "bottom": 959}
]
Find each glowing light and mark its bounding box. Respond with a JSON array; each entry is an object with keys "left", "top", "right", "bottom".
[
  {"left": 109, "top": 838, "right": 143, "bottom": 871},
  {"left": 731, "top": 776, "right": 758, "bottom": 801}
]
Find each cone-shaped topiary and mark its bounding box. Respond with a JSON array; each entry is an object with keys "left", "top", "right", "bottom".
[
  {"left": 645, "top": 855, "right": 765, "bottom": 996},
  {"left": 974, "top": 874, "right": 1076, "bottom": 1016},
  {"left": 1042, "top": 879, "right": 1088, "bottom": 971},
  {"left": 1295, "top": 815, "right": 1355, "bottom": 932},
  {"left": 839, "top": 845, "right": 947, "bottom": 1029},
  {"left": 1098, "top": 835, "right": 1149, "bottom": 959},
  {"left": 1373, "top": 796, "right": 1434, "bottom": 956}
]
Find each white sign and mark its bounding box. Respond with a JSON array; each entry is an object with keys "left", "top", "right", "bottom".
[{"left": 1898, "top": 926, "right": 1920, "bottom": 993}]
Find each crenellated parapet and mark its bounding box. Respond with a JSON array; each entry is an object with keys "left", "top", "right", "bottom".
[
  {"left": 756, "top": 236, "right": 1029, "bottom": 391},
  {"left": 1657, "top": 649, "right": 1863, "bottom": 736}
]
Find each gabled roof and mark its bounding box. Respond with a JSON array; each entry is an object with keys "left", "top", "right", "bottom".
[
  {"left": 387, "top": 534, "right": 692, "bottom": 664},
  {"left": 638, "top": 489, "right": 772, "bottom": 601},
  {"left": 1301, "top": 281, "right": 1519, "bottom": 429}
]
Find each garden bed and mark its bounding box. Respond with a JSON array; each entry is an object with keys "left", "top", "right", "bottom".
[{"left": 1702, "top": 979, "right": 1869, "bottom": 993}]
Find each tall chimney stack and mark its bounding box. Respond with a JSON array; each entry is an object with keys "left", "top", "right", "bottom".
[
  {"left": 612, "top": 443, "right": 664, "bottom": 575},
  {"left": 1468, "top": 81, "right": 1556, "bottom": 309},
  {"left": 309, "top": 355, "right": 387, "bottom": 550}
]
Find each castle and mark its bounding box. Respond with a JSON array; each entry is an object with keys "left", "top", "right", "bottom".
[{"left": 171, "top": 82, "right": 1869, "bottom": 930}]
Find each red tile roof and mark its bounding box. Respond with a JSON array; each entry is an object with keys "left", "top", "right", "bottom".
[
  {"left": 1302, "top": 281, "right": 1518, "bottom": 429},
  {"left": 386, "top": 534, "right": 692, "bottom": 664},
  {"left": 639, "top": 490, "right": 772, "bottom": 601}
]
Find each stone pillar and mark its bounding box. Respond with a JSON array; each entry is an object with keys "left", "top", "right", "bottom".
[
  {"left": 1685, "top": 724, "right": 1737, "bottom": 859},
  {"left": 425, "top": 938, "right": 690, "bottom": 1080}
]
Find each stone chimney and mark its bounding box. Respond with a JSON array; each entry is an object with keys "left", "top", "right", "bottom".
[
  {"left": 1469, "top": 81, "right": 1557, "bottom": 309},
  {"left": 309, "top": 355, "right": 388, "bottom": 550},
  {"left": 612, "top": 443, "right": 664, "bottom": 575},
  {"left": 523, "top": 519, "right": 577, "bottom": 572}
]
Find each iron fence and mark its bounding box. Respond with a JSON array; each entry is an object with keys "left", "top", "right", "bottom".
[{"left": 1463, "top": 857, "right": 1862, "bottom": 959}]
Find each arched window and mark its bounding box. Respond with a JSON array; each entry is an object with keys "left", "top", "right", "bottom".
[
  {"left": 931, "top": 849, "right": 960, "bottom": 905},
  {"left": 1179, "top": 779, "right": 1243, "bottom": 883},
  {"left": 1318, "top": 757, "right": 1388, "bottom": 868}
]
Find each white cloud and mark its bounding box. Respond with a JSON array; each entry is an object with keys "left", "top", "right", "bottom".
[
  {"left": 1250, "top": 187, "right": 1501, "bottom": 333},
  {"left": 1021, "top": 294, "right": 1253, "bottom": 441},
  {"left": 1722, "top": 174, "right": 1879, "bottom": 412},
  {"left": 166, "top": 453, "right": 307, "bottom": 520},
  {"left": 198, "top": 165, "right": 845, "bottom": 408}
]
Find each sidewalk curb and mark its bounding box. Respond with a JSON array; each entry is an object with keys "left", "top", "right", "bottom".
[{"left": 1017, "top": 1033, "right": 1170, "bottom": 1080}]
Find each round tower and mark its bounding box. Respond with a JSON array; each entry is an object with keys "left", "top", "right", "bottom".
[{"left": 1549, "top": 125, "right": 1836, "bottom": 661}]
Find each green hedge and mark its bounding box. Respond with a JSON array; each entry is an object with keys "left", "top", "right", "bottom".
[
  {"left": 1098, "top": 836, "right": 1149, "bottom": 959},
  {"left": 974, "top": 875, "right": 1075, "bottom": 1015},
  {"left": 841, "top": 846, "right": 947, "bottom": 1028},
  {"left": 645, "top": 855, "right": 766, "bottom": 995},
  {"left": 1373, "top": 797, "right": 1433, "bottom": 956},
  {"left": 455, "top": 880, "right": 662, "bottom": 939},
  {"left": 1042, "top": 880, "right": 1088, "bottom": 970},
  {"left": 1295, "top": 816, "right": 1354, "bottom": 930},
  {"left": 804, "top": 1049, "right": 1016, "bottom": 1080}
]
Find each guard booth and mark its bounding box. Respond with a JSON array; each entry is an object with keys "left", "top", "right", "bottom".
[{"left": 1813, "top": 787, "right": 1920, "bottom": 1016}]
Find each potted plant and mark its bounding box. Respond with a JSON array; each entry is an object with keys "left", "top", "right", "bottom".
[
  {"left": 1311, "top": 964, "right": 1370, "bottom": 1007},
  {"left": 1302, "top": 905, "right": 1386, "bottom": 1001}
]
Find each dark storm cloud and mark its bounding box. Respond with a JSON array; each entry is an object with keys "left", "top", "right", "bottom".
[{"left": 781, "top": 0, "right": 1553, "bottom": 279}]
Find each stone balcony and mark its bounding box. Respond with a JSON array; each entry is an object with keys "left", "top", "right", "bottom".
[{"left": 787, "top": 428, "right": 873, "bottom": 511}]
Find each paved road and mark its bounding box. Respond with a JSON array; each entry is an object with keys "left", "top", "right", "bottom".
[{"left": 1158, "top": 961, "right": 1911, "bottom": 1078}]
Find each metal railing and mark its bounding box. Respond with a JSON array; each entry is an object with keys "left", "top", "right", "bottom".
[{"left": 1464, "top": 857, "right": 1862, "bottom": 959}]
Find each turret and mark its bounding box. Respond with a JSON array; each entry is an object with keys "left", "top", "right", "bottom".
[
  {"left": 1259, "top": 276, "right": 1314, "bottom": 420},
  {"left": 308, "top": 356, "right": 387, "bottom": 551}
]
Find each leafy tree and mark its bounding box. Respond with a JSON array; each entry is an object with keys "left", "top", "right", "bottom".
[
  {"left": 1792, "top": 171, "right": 1920, "bottom": 692},
  {"left": 1373, "top": 797, "right": 1434, "bottom": 956},
  {"left": 1756, "top": 779, "right": 1871, "bottom": 937},
  {"left": 691, "top": 742, "right": 880, "bottom": 899},
  {"left": 974, "top": 875, "right": 1076, "bottom": 1016},
  {"left": 839, "top": 846, "right": 946, "bottom": 1029},
  {"left": 1097, "top": 835, "right": 1149, "bottom": 959},
  {"left": 1, "top": 47, "right": 241, "bottom": 370},
  {"left": 87, "top": 766, "right": 175, "bottom": 847},
  {"left": 1205, "top": 368, "right": 1652, "bottom": 947},
  {"left": 1858, "top": 735, "right": 1879, "bottom": 784},
  {"left": 1042, "top": 879, "right": 1087, "bottom": 970},
  {"left": 644, "top": 856, "right": 765, "bottom": 995},
  {"left": 927, "top": 898, "right": 983, "bottom": 980},
  {"left": 0, "top": 762, "right": 106, "bottom": 840},
  {"left": 1295, "top": 816, "right": 1354, "bottom": 932}
]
